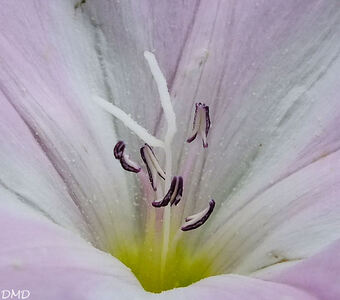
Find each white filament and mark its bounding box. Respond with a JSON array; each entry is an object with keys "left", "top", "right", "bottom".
[{"left": 93, "top": 95, "right": 164, "bottom": 148}]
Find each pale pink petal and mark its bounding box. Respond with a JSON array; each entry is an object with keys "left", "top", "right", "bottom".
[
  {"left": 3, "top": 188, "right": 318, "bottom": 300},
  {"left": 265, "top": 239, "right": 340, "bottom": 300},
  {"left": 153, "top": 0, "right": 340, "bottom": 276},
  {"left": 75, "top": 4, "right": 340, "bottom": 276},
  {"left": 0, "top": 188, "right": 318, "bottom": 300},
  {"left": 169, "top": 0, "right": 340, "bottom": 213},
  {"left": 159, "top": 275, "right": 317, "bottom": 300},
  {"left": 79, "top": 0, "right": 199, "bottom": 136},
  {"left": 0, "top": 189, "right": 147, "bottom": 300},
  {"left": 198, "top": 139, "right": 340, "bottom": 275},
  {"left": 0, "top": 1, "right": 139, "bottom": 251}
]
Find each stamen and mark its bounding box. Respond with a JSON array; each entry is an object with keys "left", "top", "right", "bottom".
[
  {"left": 152, "top": 176, "right": 183, "bottom": 207},
  {"left": 187, "top": 102, "right": 211, "bottom": 148},
  {"left": 113, "top": 141, "right": 125, "bottom": 159},
  {"left": 113, "top": 141, "right": 141, "bottom": 173},
  {"left": 120, "top": 154, "right": 141, "bottom": 173},
  {"left": 171, "top": 176, "right": 183, "bottom": 206},
  {"left": 181, "top": 199, "right": 215, "bottom": 231},
  {"left": 186, "top": 104, "right": 200, "bottom": 144},
  {"left": 140, "top": 144, "right": 166, "bottom": 191},
  {"left": 152, "top": 176, "right": 176, "bottom": 207}
]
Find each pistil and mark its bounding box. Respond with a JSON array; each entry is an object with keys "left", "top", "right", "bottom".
[{"left": 144, "top": 51, "right": 178, "bottom": 282}]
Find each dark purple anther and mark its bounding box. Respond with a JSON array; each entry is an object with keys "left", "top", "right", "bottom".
[
  {"left": 152, "top": 176, "right": 177, "bottom": 207},
  {"left": 113, "top": 141, "right": 125, "bottom": 159},
  {"left": 186, "top": 133, "right": 197, "bottom": 143},
  {"left": 119, "top": 155, "right": 141, "bottom": 173},
  {"left": 140, "top": 144, "right": 166, "bottom": 191},
  {"left": 181, "top": 199, "right": 215, "bottom": 231},
  {"left": 140, "top": 146, "right": 156, "bottom": 190},
  {"left": 186, "top": 102, "right": 211, "bottom": 148},
  {"left": 113, "top": 141, "right": 140, "bottom": 173},
  {"left": 152, "top": 176, "right": 184, "bottom": 207},
  {"left": 203, "top": 106, "right": 211, "bottom": 148},
  {"left": 171, "top": 176, "right": 183, "bottom": 206}
]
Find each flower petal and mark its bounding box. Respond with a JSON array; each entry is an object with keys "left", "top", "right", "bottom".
[
  {"left": 71, "top": 0, "right": 200, "bottom": 143},
  {"left": 158, "top": 0, "right": 340, "bottom": 275},
  {"left": 4, "top": 187, "right": 316, "bottom": 300},
  {"left": 201, "top": 141, "right": 340, "bottom": 275},
  {"left": 0, "top": 189, "right": 147, "bottom": 300},
  {"left": 0, "top": 186, "right": 320, "bottom": 299},
  {"left": 0, "top": 1, "right": 140, "bottom": 251},
  {"left": 265, "top": 239, "right": 340, "bottom": 300},
  {"left": 159, "top": 275, "right": 317, "bottom": 300},
  {"left": 171, "top": 0, "right": 340, "bottom": 210}
]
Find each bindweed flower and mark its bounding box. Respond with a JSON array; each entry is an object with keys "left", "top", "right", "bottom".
[{"left": 0, "top": 1, "right": 340, "bottom": 299}]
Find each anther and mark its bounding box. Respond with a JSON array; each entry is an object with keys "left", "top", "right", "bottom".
[
  {"left": 113, "top": 141, "right": 125, "bottom": 159},
  {"left": 140, "top": 144, "right": 166, "bottom": 191},
  {"left": 187, "top": 102, "right": 211, "bottom": 148},
  {"left": 113, "top": 141, "right": 141, "bottom": 173},
  {"left": 172, "top": 176, "right": 183, "bottom": 206},
  {"left": 181, "top": 199, "right": 215, "bottom": 231},
  {"left": 152, "top": 176, "right": 183, "bottom": 207}
]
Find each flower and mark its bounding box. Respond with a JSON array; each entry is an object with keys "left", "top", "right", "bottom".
[{"left": 0, "top": 1, "right": 339, "bottom": 299}]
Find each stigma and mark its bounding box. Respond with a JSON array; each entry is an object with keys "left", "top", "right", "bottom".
[{"left": 187, "top": 102, "right": 211, "bottom": 148}]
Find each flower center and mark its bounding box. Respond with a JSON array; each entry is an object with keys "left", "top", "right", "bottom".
[
  {"left": 94, "top": 51, "right": 215, "bottom": 293},
  {"left": 114, "top": 231, "right": 215, "bottom": 293}
]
